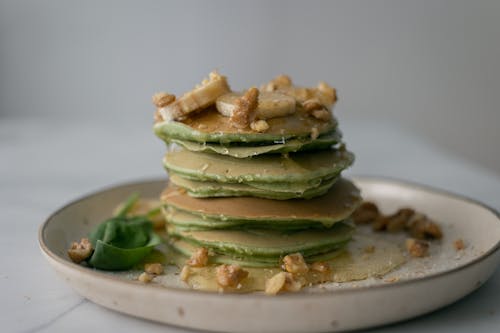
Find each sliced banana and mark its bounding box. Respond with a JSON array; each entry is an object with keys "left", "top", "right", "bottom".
[
  {"left": 216, "top": 91, "right": 296, "bottom": 119},
  {"left": 159, "top": 71, "right": 231, "bottom": 121}
]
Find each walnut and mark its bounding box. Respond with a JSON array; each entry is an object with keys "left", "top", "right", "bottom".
[
  {"left": 408, "top": 215, "right": 442, "bottom": 240},
  {"left": 230, "top": 87, "right": 259, "bottom": 129},
  {"left": 352, "top": 202, "right": 380, "bottom": 224},
  {"left": 386, "top": 208, "right": 415, "bottom": 232},
  {"left": 283, "top": 253, "right": 309, "bottom": 274},
  {"left": 67, "top": 238, "right": 93, "bottom": 264},
  {"left": 260, "top": 74, "right": 293, "bottom": 92},
  {"left": 138, "top": 272, "right": 153, "bottom": 283},
  {"left": 264, "top": 272, "right": 303, "bottom": 295},
  {"left": 372, "top": 208, "right": 414, "bottom": 232},
  {"left": 317, "top": 81, "right": 337, "bottom": 105},
  {"left": 152, "top": 92, "right": 176, "bottom": 108},
  {"left": 186, "top": 247, "right": 209, "bottom": 267},
  {"left": 180, "top": 265, "right": 190, "bottom": 282},
  {"left": 250, "top": 119, "right": 269, "bottom": 133},
  {"left": 144, "top": 263, "right": 164, "bottom": 275},
  {"left": 406, "top": 238, "right": 429, "bottom": 257},
  {"left": 454, "top": 239, "right": 465, "bottom": 251},
  {"left": 302, "top": 98, "right": 332, "bottom": 121},
  {"left": 302, "top": 98, "right": 325, "bottom": 113},
  {"left": 215, "top": 264, "right": 249, "bottom": 288}
]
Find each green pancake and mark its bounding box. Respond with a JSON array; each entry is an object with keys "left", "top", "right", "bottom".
[
  {"left": 169, "top": 239, "right": 346, "bottom": 268},
  {"left": 161, "top": 178, "right": 362, "bottom": 227},
  {"left": 167, "top": 131, "right": 342, "bottom": 158},
  {"left": 163, "top": 148, "right": 354, "bottom": 184},
  {"left": 154, "top": 107, "right": 337, "bottom": 144},
  {"left": 167, "top": 221, "right": 353, "bottom": 264},
  {"left": 169, "top": 173, "right": 338, "bottom": 200},
  {"left": 163, "top": 206, "right": 331, "bottom": 231}
]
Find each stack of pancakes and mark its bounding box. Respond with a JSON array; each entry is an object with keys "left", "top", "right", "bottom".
[{"left": 154, "top": 75, "right": 361, "bottom": 268}]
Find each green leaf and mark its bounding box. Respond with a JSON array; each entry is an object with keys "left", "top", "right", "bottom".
[{"left": 87, "top": 215, "right": 162, "bottom": 270}]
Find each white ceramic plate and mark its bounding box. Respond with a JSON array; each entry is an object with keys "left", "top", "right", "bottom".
[{"left": 39, "top": 177, "right": 500, "bottom": 333}]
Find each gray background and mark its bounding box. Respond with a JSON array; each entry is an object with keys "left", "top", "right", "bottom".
[{"left": 1, "top": 0, "right": 499, "bottom": 174}]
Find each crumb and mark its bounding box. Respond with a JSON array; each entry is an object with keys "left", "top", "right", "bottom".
[
  {"left": 186, "top": 247, "right": 209, "bottom": 267},
  {"left": 144, "top": 263, "right": 164, "bottom": 275},
  {"left": 406, "top": 238, "right": 429, "bottom": 257},
  {"left": 250, "top": 119, "right": 269, "bottom": 132},
  {"left": 67, "top": 238, "right": 93, "bottom": 264},
  {"left": 454, "top": 239, "right": 465, "bottom": 251},
  {"left": 230, "top": 87, "right": 259, "bottom": 129},
  {"left": 138, "top": 272, "right": 153, "bottom": 283},
  {"left": 215, "top": 264, "right": 249, "bottom": 288},
  {"left": 363, "top": 245, "right": 375, "bottom": 253}
]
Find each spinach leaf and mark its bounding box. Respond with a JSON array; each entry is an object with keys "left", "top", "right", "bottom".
[{"left": 87, "top": 215, "right": 162, "bottom": 270}]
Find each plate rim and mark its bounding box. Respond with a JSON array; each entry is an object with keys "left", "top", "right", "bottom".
[{"left": 39, "top": 175, "right": 500, "bottom": 299}]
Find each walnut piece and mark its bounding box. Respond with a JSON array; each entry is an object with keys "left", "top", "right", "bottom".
[
  {"left": 352, "top": 202, "right": 380, "bottom": 224},
  {"left": 408, "top": 215, "right": 443, "bottom": 240},
  {"left": 138, "top": 272, "right": 153, "bottom": 283},
  {"left": 454, "top": 239, "right": 465, "bottom": 251},
  {"left": 67, "top": 238, "right": 93, "bottom": 264},
  {"left": 186, "top": 247, "right": 209, "bottom": 267},
  {"left": 144, "top": 263, "right": 164, "bottom": 275},
  {"left": 250, "top": 119, "right": 269, "bottom": 133},
  {"left": 283, "top": 253, "right": 309, "bottom": 274},
  {"left": 230, "top": 87, "right": 259, "bottom": 129},
  {"left": 317, "top": 81, "right": 337, "bottom": 105},
  {"left": 265, "top": 272, "right": 303, "bottom": 295},
  {"left": 386, "top": 208, "right": 415, "bottom": 232},
  {"left": 406, "top": 238, "right": 429, "bottom": 257},
  {"left": 152, "top": 92, "right": 176, "bottom": 108},
  {"left": 215, "top": 264, "right": 249, "bottom": 288},
  {"left": 180, "top": 265, "right": 190, "bottom": 282}
]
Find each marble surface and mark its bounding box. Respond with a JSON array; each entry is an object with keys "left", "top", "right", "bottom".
[{"left": 1, "top": 115, "right": 499, "bottom": 333}]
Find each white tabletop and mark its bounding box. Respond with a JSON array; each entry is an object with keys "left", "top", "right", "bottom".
[{"left": 1, "top": 115, "right": 499, "bottom": 333}]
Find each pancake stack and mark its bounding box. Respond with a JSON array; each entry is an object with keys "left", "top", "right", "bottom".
[{"left": 153, "top": 72, "right": 361, "bottom": 268}]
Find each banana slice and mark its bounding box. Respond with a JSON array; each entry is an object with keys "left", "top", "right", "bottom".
[
  {"left": 216, "top": 91, "right": 296, "bottom": 119},
  {"left": 159, "top": 71, "right": 231, "bottom": 121}
]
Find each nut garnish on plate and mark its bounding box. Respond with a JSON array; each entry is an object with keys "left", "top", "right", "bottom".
[
  {"left": 68, "top": 238, "right": 93, "bottom": 264},
  {"left": 283, "top": 253, "right": 309, "bottom": 274},
  {"left": 215, "top": 264, "right": 249, "bottom": 288},
  {"left": 186, "top": 247, "right": 209, "bottom": 267},
  {"left": 144, "top": 263, "right": 164, "bottom": 275}
]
